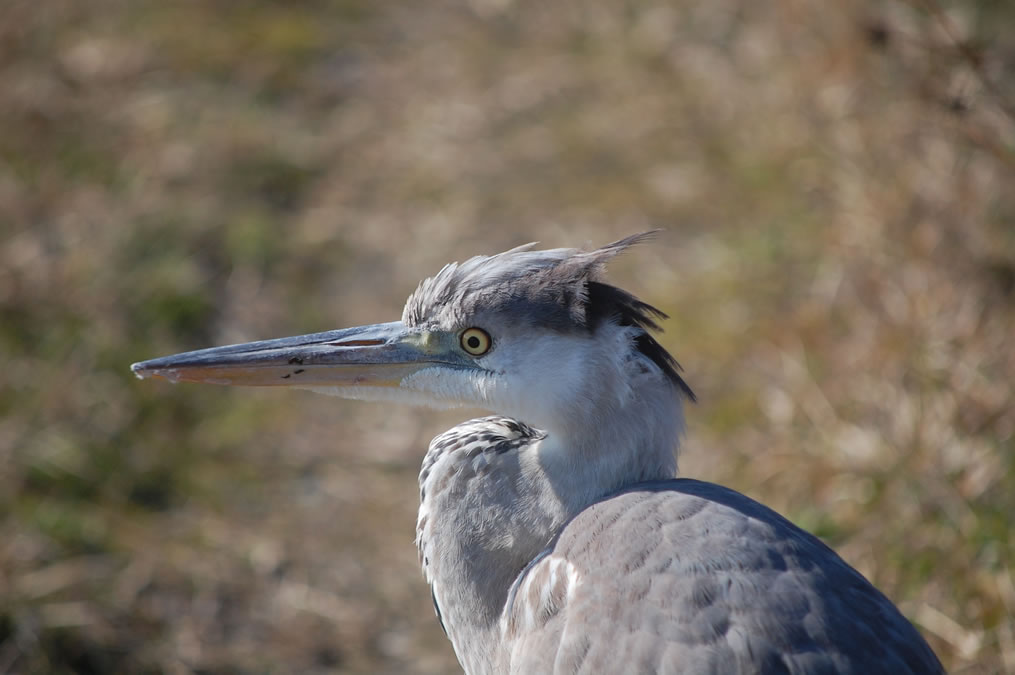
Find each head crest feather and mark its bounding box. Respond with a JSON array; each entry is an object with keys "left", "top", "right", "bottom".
[{"left": 402, "top": 232, "right": 694, "bottom": 400}]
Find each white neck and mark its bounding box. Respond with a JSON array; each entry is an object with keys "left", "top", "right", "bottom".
[{"left": 416, "top": 354, "right": 684, "bottom": 674}]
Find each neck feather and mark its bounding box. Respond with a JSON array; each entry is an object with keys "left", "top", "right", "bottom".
[{"left": 415, "top": 362, "right": 684, "bottom": 673}]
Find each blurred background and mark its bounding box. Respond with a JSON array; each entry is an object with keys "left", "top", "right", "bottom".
[{"left": 1, "top": 0, "right": 1013, "bottom": 673}]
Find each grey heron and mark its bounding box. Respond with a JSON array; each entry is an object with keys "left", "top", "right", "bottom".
[{"left": 132, "top": 233, "right": 943, "bottom": 674}]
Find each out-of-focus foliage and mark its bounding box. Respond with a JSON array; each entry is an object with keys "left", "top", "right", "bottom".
[{"left": 1, "top": 0, "right": 1012, "bottom": 672}]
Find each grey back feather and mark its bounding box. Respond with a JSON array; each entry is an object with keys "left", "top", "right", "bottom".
[{"left": 500, "top": 479, "right": 945, "bottom": 674}]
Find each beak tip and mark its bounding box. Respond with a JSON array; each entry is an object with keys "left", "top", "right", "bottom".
[{"left": 131, "top": 360, "right": 167, "bottom": 381}]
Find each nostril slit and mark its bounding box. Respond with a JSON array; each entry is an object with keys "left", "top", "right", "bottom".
[{"left": 327, "top": 339, "right": 385, "bottom": 347}]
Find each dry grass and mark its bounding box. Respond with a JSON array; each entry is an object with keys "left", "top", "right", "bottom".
[{"left": 1, "top": 0, "right": 1013, "bottom": 672}]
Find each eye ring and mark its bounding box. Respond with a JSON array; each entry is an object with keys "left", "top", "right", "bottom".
[{"left": 460, "top": 327, "right": 492, "bottom": 356}]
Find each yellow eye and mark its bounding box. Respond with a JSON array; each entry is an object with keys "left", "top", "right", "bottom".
[{"left": 460, "top": 327, "right": 492, "bottom": 356}]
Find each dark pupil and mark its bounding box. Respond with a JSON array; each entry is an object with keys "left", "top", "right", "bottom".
[{"left": 467, "top": 335, "right": 481, "bottom": 349}]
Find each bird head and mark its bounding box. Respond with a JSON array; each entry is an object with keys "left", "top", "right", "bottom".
[{"left": 131, "top": 233, "right": 693, "bottom": 434}]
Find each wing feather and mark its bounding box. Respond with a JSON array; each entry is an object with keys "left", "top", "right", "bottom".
[{"left": 501, "top": 479, "right": 943, "bottom": 675}]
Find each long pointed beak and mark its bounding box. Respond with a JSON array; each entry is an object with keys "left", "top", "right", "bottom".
[{"left": 131, "top": 321, "right": 453, "bottom": 388}]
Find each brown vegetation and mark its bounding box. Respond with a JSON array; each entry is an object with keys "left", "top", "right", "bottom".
[{"left": 1, "top": 0, "right": 1013, "bottom": 672}]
